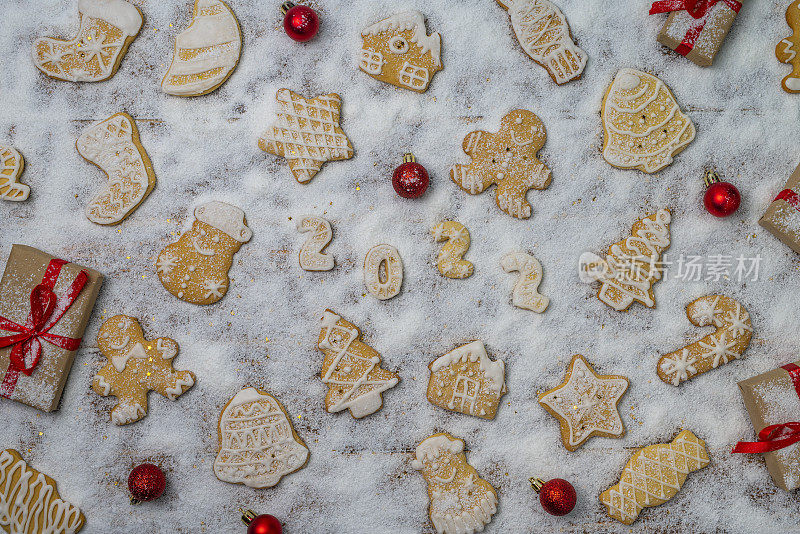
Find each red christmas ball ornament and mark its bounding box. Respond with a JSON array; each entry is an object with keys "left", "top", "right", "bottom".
[
  {"left": 530, "top": 477, "right": 576, "bottom": 516},
  {"left": 392, "top": 153, "right": 429, "bottom": 199},
  {"left": 281, "top": 2, "right": 319, "bottom": 42},
  {"left": 128, "top": 463, "right": 165, "bottom": 504},
  {"left": 241, "top": 509, "right": 282, "bottom": 534},
  {"left": 703, "top": 170, "right": 740, "bottom": 218}
]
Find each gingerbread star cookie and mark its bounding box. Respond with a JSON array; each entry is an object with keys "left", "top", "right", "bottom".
[
  {"left": 538, "top": 355, "right": 629, "bottom": 451},
  {"left": 258, "top": 88, "right": 354, "bottom": 183}
]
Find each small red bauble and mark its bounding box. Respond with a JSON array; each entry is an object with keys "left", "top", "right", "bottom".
[
  {"left": 392, "top": 153, "right": 429, "bottom": 199},
  {"left": 241, "top": 510, "right": 282, "bottom": 534},
  {"left": 703, "top": 170, "right": 740, "bottom": 218},
  {"left": 281, "top": 2, "right": 319, "bottom": 42},
  {"left": 128, "top": 463, "right": 166, "bottom": 504},
  {"left": 530, "top": 477, "right": 576, "bottom": 516}
]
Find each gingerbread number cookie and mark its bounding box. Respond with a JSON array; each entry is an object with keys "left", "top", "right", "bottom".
[
  {"left": 213, "top": 387, "right": 309, "bottom": 488},
  {"left": 600, "top": 430, "right": 710, "bottom": 525},
  {"left": 258, "top": 89, "right": 354, "bottom": 183},
  {"left": 538, "top": 355, "right": 629, "bottom": 451},
  {"left": 602, "top": 69, "right": 695, "bottom": 173},
  {"left": 77, "top": 112, "right": 155, "bottom": 225},
  {"left": 317, "top": 310, "right": 400, "bottom": 418},
  {"left": 496, "top": 0, "right": 587, "bottom": 84},
  {"left": 426, "top": 341, "right": 507, "bottom": 420},
  {"left": 92, "top": 315, "right": 195, "bottom": 425},
  {"left": 411, "top": 433, "right": 498, "bottom": 534},
  {"left": 297, "top": 216, "right": 334, "bottom": 271},
  {"left": 450, "top": 110, "right": 551, "bottom": 219},
  {"left": 0, "top": 449, "right": 85, "bottom": 534},
  {"left": 658, "top": 295, "right": 753, "bottom": 386},
  {"left": 778, "top": 1, "right": 800, "bottom": 93},
  {"left": 432, "top": 221, "right": 474, "bottom": 279},
  {"left": 156, "top": 201, "right": 252, "bottom": 305},
  {"left": 32, "top": 0, "right": 142, "bottom": 82},
  {"left": 363, "top": 244, "right": 403, "bottom": 300},
  {"left": 0, "top": 145, "right": 29, "bottom": 201},
  {"left": 359, "top": 11, "right": 442, "bottom": 93},
  {"left": 501, "top": 251, "right": 549, "bottom": 313}
]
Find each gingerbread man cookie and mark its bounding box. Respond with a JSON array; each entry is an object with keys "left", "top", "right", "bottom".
[
  {"left": 501, "top": 251, "right": 549, "bottom": 313},
  {"left": 658, "top": 295, "right": 753, "bottom": 386},
  {"left": 411, "top": 433, "right": 498, "bottom": 534},
  {"left": 778, "top": 1, "right": 800, "bottom": 93},
  {"left": 258, "top": 89, "right": 354, "bottom": 184},
  {"left": 156, "top": 201, "right": 252, "bottom": 305},
  {"left": 432, "top": 221, "right": 474, "bottom": 279},
  {"left": 450, "top": 110, "right": 551, "bottom": 219},
  {"left": 297, "top": 216, "right": 334, "bottom": 271},
  {"left": 92, "top": 315, "right": 195, "bottom": 425},
  {"left": 363, "top": 244, "right": 403, "bottom": 300},
  {"left": 0, "top": 145, "right": 29, "bottom": 201}
]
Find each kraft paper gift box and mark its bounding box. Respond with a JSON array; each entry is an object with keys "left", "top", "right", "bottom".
[{"left": 760, "top": 161, "right": 800, "bottom": 254}]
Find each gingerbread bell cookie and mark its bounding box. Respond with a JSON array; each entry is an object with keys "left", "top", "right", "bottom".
[
  {"left": 777, "top": 1, "right": 800, "bottom": 93},
  {"left": 258, "top": 89, "right": 354, "bottom": 183},
  {"left": 501, "top": 251, "right": 549, "bottom": 313},
  {"left": 412, "top": 433, "right": 498, "bottom": 534},
  {"left": 602, "top": 69, "right": 695, "bottom": 173},
  {"left": 450, "top": 109, "right": 551, "bottom": 219},
  {"left": 538, "top": 355, "right": 629, "bottom": 451},
  {"left": 496, "top": 0, "right": 587, "bottom": 84},
  {"left": 0, "top": 145, "right": 29, "bottom": 201},
  {"left": 156, "top": 201, "right": 252, "bottom": 305},
  {"left": 432, "top": 221, "right": 474, "bottom": 279},
  {"left": 32, "top": 0, "right": 142, "bottom": 82},
  {"left": 92, "top": 315, "right": 195, "bottom": 425},
  {"left": 359, "top": 11, "right": 442, "bottom": 93},
  {"left": 213, "top": 387, "right": 309, "bottom": 488},
  {"left": 0, "top": 449, "right": 86, "bottom": 533},
  {"left": 297, "top": 216, "right": 334, "bottom": 271}
]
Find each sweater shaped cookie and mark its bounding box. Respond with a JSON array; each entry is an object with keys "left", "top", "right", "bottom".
[
  {"left": 92, "top": 315, "right": 195, "bottom": 425},
  {"left": 450, "top": 109, "right": 551, "bottom": 219}
]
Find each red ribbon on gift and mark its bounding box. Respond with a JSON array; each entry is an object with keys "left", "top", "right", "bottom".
[
  {"left": 732, "top": 364, "right": 800, "bottom": 454},
  {"left": 0, "top": 259, "right": 88, "bottom": 398},
  {"left": 775, "top": 189, "right": 800, "bottom": 211},
  {"left": 649, "top": 0, "right": 741, "bottom": 56}
]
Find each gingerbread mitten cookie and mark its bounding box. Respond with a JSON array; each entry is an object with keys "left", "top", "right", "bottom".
[
  {"left": 317, "top": 310, "right": 399, "bottom": 418},
  {"left": 359, "top": 11, "right": 442, "bottom": 92},
  {"left": 450, "top": 109, "right": 551, "bottom": 219},
  {"left": 258, "top": 89, "right": 354, "bottom": 183},
  {"left": 412, "top": 433, "right": 498, "bottom": 534},
  {"left": 432, "top": 221, "right": 474, "bottom": 279},
  {"left": 777, "top": 1, "right": 800, "bottom": 93},
  {"left": 658, "top": 295, "right": 753, "bottom": 386},
  {"left": 32, "top": 0, "right": 142, "bottom": 82},
  {"left": 0, "top": 145, "right": 29, "bottom": 201},
  {"left": 426, "top": 341, "right": 507, "bottom": 420},
  {"left": 156, "top": 201, "right": 252, "bottom": 305},
  {"left": 600, "top": 430, "right": 710, "bottom": 525},
  {"left": 77, "top": 112, "right": 155, "bottom": 225},
  {"left": 496, "top": 0, "right": 587, "bottom": 84},
  {"left": 92, "top": 315, "right": 195, "bottom": 425},
  {"left": 213, "top": 387, "right": 309, "bottom": 488},
  {"left": 501, "top": 251, "right": 549, "bottom": 313},
  {"left": 297, "top": 216, "right": 334, "bottom": 271}
]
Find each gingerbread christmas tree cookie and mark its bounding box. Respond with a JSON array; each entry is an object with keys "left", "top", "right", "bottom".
[
  {"left": 538, "top": 355, "right": 628, "bottom": 451},
  {"left": 0, "top": 145, "right": 29, "bottom": 201}
]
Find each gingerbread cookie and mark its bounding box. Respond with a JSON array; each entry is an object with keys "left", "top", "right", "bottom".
[
  {"left": 0, "top": 145, "right": 29, "bottom": 201},
  {"left": 582, "top": 209, "right": 672, "bottom": 311},
  {"left": 538, "top": 355, "right": 628, "bottom": 451},
  {"left": 32, "top": 0, "right": 142, "bottom": 82},
  {"left": 450, "top": 109, "right": 551, "bottom": 219},
  {"left": 258, "top": 89, "right": 354, "bottom": 183},
  {"left": 156, "top": 201, "right": 251, "bottom": 305},
  {"left": 778, "top": 1, "right": 800, "bottom": 93},
  {"left": 213, "top": 387, "right": 309, "bottom": 488},
  {"left": 363, "top": 244, "right": 403, "bottom": 300},
  {"left": 77, "top": 112, "right": 155, "bottom": 225},
  {"left": 496, "top": 0, "right": 587, "bottom": 84},
  {"left": 317, "top": 310, "right": 399, "bottom": 418},
  {"left": 297, "top": 216, "right": 334, "bottom": 271},
  {"left": 602, "top": 69, "right": 695, "bottom": 173},
  {"left": 411, "top": 433, "right": 498, "bottom": 534},
  {"left": 600, "top": 430, "right": 710, "bottom": 525},
  {"left": 359, "top": 11, "right": 442, "bottom": 93},
  {"left": 161, "top": 0, "right": 241, "bottom": 96},
  {"left": 0, "top": 449, "right": 85, "bottom": 534},
  {"left": 92, "top": 315, "right": 195, "bottom": 425},
  {"left": 501, "top": 251, "right": 548, "bottom": 313},
  {"left": 432, "top": 221, "right": 474, "bottom": 279},
  {"left": 426, "top": 341, "right": 506, "bottom": 420},
  {"left": 658, "top": 295, "right": 753, "bottom": 386}
]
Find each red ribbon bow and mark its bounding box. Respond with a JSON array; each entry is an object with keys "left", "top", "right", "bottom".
[
  {"left": 775, "top": 189, "right": 800, "bottom": 212},
  {"left": 649, "top": 0, "right": 741, "bottom": 56},
  {"left": 0, "top": 259, "right": 88, "bottom": 398}
]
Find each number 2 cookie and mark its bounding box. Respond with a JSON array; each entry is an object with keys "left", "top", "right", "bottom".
[
  {"left": 501, "top": 251, "right": 549, "bottom": 313},
  {"left": 432, "top": 221, "right": 474, "bottom": 279},
  {"left": 297, "top": 216, "right": 334, "bottom": 271}
]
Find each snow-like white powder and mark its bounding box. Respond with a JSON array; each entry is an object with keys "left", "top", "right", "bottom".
[{"left": 1, "top": 0, "right": 800, "bottom": 532}]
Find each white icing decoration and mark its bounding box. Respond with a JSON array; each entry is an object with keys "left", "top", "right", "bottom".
[
  {"left": 106, "top": 334, "right": 130, "bottom": 351},
  {"left": 362, "top": 11, "right": 441, "bottom": 66},
  {"left": 112, "top": 341, "right": 147, "bottom": 373},
  {"left": 411, "top": 435, "right": 464, "bottom": 470},
  {"left": 156, "top": 252, "right": 179, "bottom": 274},
  {"left": 659, "top": 349, "right": 697, "bottom": 386},
  {"left": 397, "top": 61, "right": 430, "bottom": 89},
  {"left": 78, "top": 0, "right": 143, "bottom": 35},
  {"left": 363, "top": 244, "right": 403, "bottom": 300},
  {"left": 191, "top": 235, "right": 216, "bottom": 256},
  {"left": 94, "top": 374, "right": 112, "bottom": 395},
  {"left": 0, "top": 146, "right": 29, "bottom": 201},
  {"left": 165, "top": 374, "right": 194, "bottom": 400},
  {"left": 501, "top": 251, "right": 549, "bottom": 313},
  {"left": 202, "top": 279, "right": 227, "bottom": 299},
  {"left": 195, "top": 201, "right": 252, "bottom": 242},
  {"left": 111, "top": 402, "right": 145, "bottom": 425},
  {"left": 297, "top": 216, "right": 334, "bottom": 271},
  {"left": 430, "top": 341, "right": 505, "bottom": 394}
]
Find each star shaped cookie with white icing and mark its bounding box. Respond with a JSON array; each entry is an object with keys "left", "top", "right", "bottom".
[{"left": 538, "top": 355, "right": 629, "bottom": 451}]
